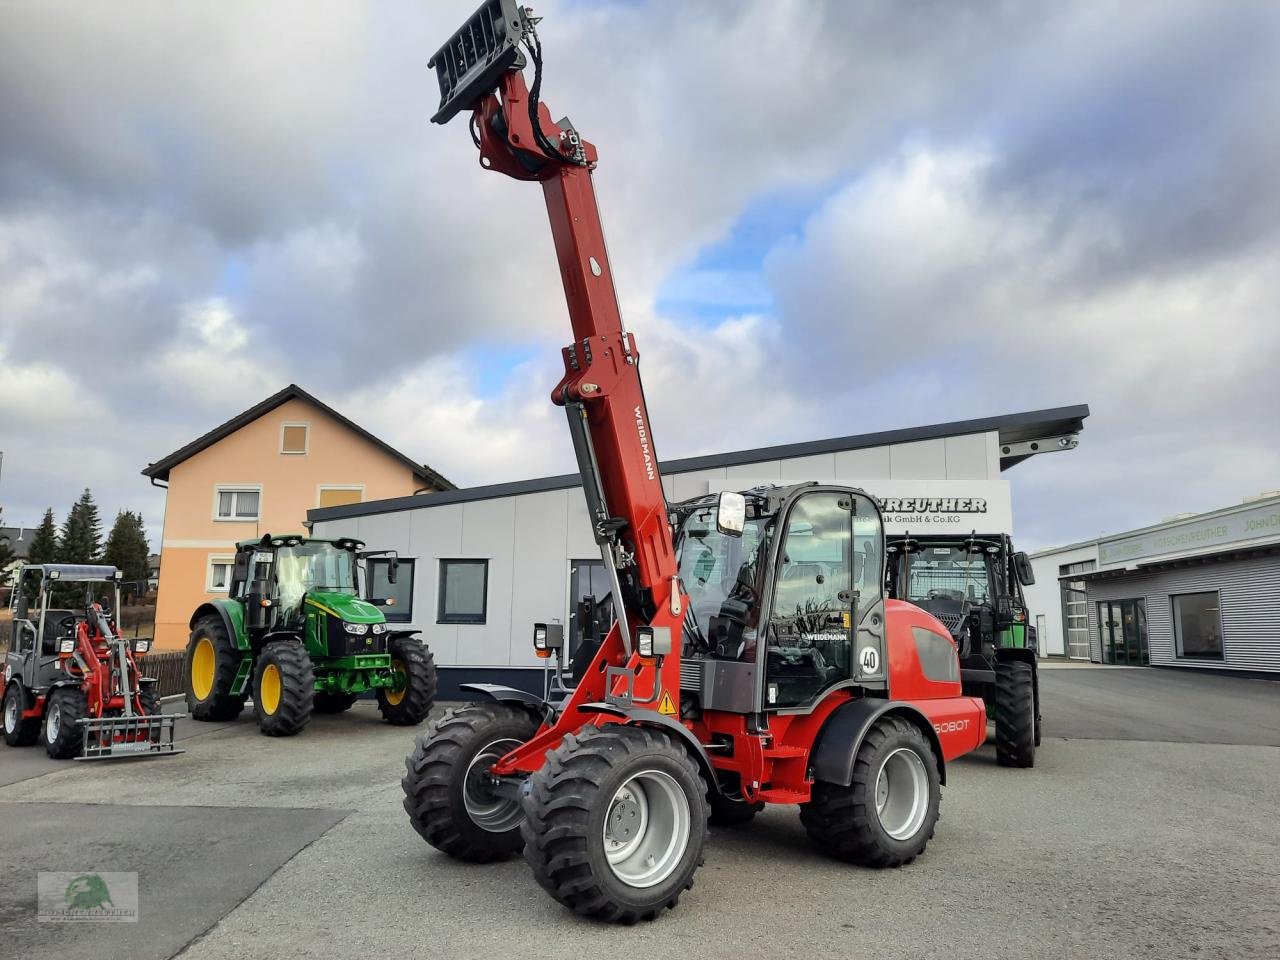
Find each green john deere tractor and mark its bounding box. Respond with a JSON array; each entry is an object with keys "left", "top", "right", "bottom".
[
  {"left": 185, "top": 534, "right": 436, "bottom": 737},
  {"left": 886, "top": 532, "right": 1041, "bottom": 767}
]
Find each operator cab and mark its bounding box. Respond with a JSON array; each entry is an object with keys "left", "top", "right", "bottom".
[{"left": 674, "top": 483, "right": 887, "bottom": 713}]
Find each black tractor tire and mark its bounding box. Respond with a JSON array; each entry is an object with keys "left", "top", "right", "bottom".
[
  {"left": 313, "top": 692, "right": 359, "bottom": 714},
  {"left": 522, "top": 724, "right": 710, "bottom": 924},
  {"left": 138, "top": 685, "right": 161, "bottom": 716},
  {"left": 186, "top": 615, "right": 247, "bottom": 722},
  {"left": 402, "top": 702, "right": 540, "bottom": 862},
  {"left": 377, "top": 636, "right": 437, "bottom": 726},
  {"left": 995, "top": 660, "right": 1036, "bottom": 768},
  {"left": 707, "top": 777, "right": 764, "bottom": 827},
  {"left": 253, "top": 640, "right": 315, "bottom": 737},
  {"left": 42, "top": 687, "right": 88, "bottom": 760},
  {"left": 3, "top": 683, "right": 41, "bottom": 747},
  {"left": 800, "top": 715, "right": 941, "bottom": 868}
]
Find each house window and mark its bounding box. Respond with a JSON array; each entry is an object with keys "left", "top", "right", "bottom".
[
  {"left": 207, "top": 555, "right": 234, "bottom": 593},
  {"left": 281, "top": 422, "right": 309, "bottom": 455},
  {"left": 368, "top": 558, "right": 413, "bottom": 623},
  {"left": 1172, "top": 591, "right": 1224, "bottom": 660},
  {"left": 438, "top": 559, "right": 488, "bottom": 624},
  {"left": 317, "top": 485, "right": 364, "bottom": 509},
  {"left": 214, "top": 486, "right": 261, "bottom": 521}
]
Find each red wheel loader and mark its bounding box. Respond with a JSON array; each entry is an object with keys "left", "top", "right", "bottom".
[
  {"left": 3, "top": 564, "right": 183, "bottom": 760},
  {"left": 402, "top": 1, "right": 986, "bottom": 922}
]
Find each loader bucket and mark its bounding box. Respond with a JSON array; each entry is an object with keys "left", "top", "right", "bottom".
[
  {"left": 428, "top": 0, "right": 527, "bottom": 124},
  {"left": 75, "top": 712, "right": 186, "bottom": 761}
]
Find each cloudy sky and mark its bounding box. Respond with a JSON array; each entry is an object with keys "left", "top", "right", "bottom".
[{"left": 1, "top": 0, "right": 1277, "bottom": 552}]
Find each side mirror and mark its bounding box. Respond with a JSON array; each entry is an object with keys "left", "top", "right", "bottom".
[
  {"left": 715, "top": 491, "right": 746, "bottom": 538},
  {"left": 1013, "top": 551, "right": 1035, "bottom": 586},
  {"left": 388, "top": 558, "right": 398, "bottom": 585}
]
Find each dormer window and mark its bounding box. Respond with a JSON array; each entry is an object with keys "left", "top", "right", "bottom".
[{"left": 281, "top": 422, "right": 309, "bottom": 455}]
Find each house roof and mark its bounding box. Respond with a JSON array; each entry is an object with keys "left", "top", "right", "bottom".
[
  {"left": 309, "top": 403, "right": 1089, "bottom": 523},
  {"left": 141, "top": 384, "right": 455, "bottom": 490}
]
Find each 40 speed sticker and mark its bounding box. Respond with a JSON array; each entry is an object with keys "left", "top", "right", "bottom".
[{"left": 858, "top": 646, "right": 880, "bottom": 674}]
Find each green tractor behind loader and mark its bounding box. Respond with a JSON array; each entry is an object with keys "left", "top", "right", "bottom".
[{"left": 185, "top": 534, "right": 436, "bottom": 736}]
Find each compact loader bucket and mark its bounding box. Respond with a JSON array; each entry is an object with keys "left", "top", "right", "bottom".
[{"left": 75, "top": 711, "right": 185, "bottom": 761}]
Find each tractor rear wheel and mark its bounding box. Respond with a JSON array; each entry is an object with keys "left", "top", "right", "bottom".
[
  {"left": 313, "top": 692, "right": 359, "bottom": 714},
  {"left": 995, "top": 660, "right": 1036, "bottom": 768},
  {"left": 3, "top": 683, "right": 40, "bottom": 747},
  {"left": 522, "top": 725, "right": 709, "bottom": 923},
  {"left": 800, "top": 715, "right": 940, "bottom": 867},
  {"left": 377, "top": 636, "right": 437, "bottom": 725},
  {"left": 402, "top": 702, "right": 540, "bottom": 862},
  {"left": 42, "top": 687, "right": 88, "bottom": 760},
  {"left": 186, "top": 615, "right": 247, "bottom": 722},
  {"left": 253, "top": 640, "right": 315, "bottom": 737}
]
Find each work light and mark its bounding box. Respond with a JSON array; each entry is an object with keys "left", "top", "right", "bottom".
[
  {"left": 58, "top": 638, "right": 75, "bottom": 654},
  {"left": 636, "top": 626, "right": 672, "bottom": 659},
  {"left": 532, "top": 622, "right": 563, "bottom": 659},
  {"left": 134, "top": 639, "right": 151, "bottom": 654}
]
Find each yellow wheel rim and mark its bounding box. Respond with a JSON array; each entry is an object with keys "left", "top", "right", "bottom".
[
  {"left": 191, "top": 638, "right": 216, "bottom": 701},
  {"left": 383, "top": 661, "right": 408, "bottom": 706},
  {"left": 260, "top": 663, "right": 282, "bottom": 715}
]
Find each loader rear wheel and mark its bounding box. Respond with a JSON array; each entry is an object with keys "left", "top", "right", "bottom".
[
  {"left": 800, "top": 715, "right": 940, "bottom": 868},
  {"left": 995, "top": 660, "right": 1036, "bottom": 768},
  {"left": 42, "top": 688, "right": 88, "bottom": 760},
  {"left": 522, "top": 725, "right": 709, "bottom": 924},
  {"left": 186, "top": 616, "right": 246, "bottom": 722},
  {"left": 377, "top": 636, "right": 437, "bottom": 725},
  {"left": 253, "top": 640, "right": 315, "bottom": 737},
  {"left": 4, "top": 683, "right": 40, "bottom": 747},
  {"left": 313, "top": 692, "right": 359, "bottom": 714},
  {"left": 402, "top": 702, "right": 540, "bottom": 862}
]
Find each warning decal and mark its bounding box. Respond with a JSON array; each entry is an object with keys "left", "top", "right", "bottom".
[{"left": 656, "top": 690, "right": 678, "bottom": 716}]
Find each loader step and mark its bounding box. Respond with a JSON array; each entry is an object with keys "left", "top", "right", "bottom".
[
  {"left": 763, "top": 744, "right": 807, "bottom": 759},
  {"left": 756, "top": 787, "right": 810, "bottom": 805}
]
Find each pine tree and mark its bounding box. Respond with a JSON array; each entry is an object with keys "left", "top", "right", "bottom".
[
  {"left": 102, "top": 511, "right": 151, "bottom": 583},
  {"left": 57, "top": 489, "right": 103, "bottom": 564},
  {"left": 0, "top": 506, "right": 15, "bottom": 571},
  {"left": 27, "top": 508, "right": 59, "bottom": 565}
]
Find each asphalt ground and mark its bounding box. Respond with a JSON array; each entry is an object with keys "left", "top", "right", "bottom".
[{"left": 1, "top": 666, "right": 1277, "bottom": 960}]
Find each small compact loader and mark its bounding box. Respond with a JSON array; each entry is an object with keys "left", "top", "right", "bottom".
[
  {"left": 401, "top": 1, "right": 987, "bottom": 924},
  {"left": 3, "top": 563, "right": 182, "bottom": 760},
  {"left": 185, "top": 534, "right": 436, "bottom": 737},
  {"left": 886, "top": 533, "right": 1041, "bottom": 766}
]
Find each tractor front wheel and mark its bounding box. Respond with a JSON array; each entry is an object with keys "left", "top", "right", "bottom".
[
  {"left": 253, "top": 640, "right": 315, "bottom": 737},
  {"left": 3, "top": 683, "right": 40, "bottom": 747},
  {"left": 995, "top": 660, "right": 1036, "bottom": 768},
  {"left": 800, "top": 715, "right": 940, "bottom": 867},
  {"left": 42, "top": 687, "right": 88, "bottom": 760},
  {"left": 377, "top": 636, "right": 437, "bottom": 726},
  {"left": 402, "top": 702, "right": 540, "bottom": 862},
  {"left": 186, "top": 615, "right": 246, "bottom": 722},
  {"left": 522, "top": 724, "right": 709, "bottom": 923}
]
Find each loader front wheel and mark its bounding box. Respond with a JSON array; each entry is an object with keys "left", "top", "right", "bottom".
[
  {"left": 377, "top": 636, "right": 437, "bottom": 726},
  {"left": 253, "top": 640, "right": 315, "bottom": 737},
  {"left": 800, "top": 715, "right": 940, "bottom": 868},
  {"left": 4, "top": 683, "right": 40, "bottom": 747},
  {"left": 186, "top": 616, "right": 246, "bottom": 722},
  {"left": 43, "top": 687, "right": 88, "bottom": 760},
  {"left": 522, "top": 725, "right": 709, "bottom": 924},
  {"left": 995, "top": 660, "right": 1036, "bottom": 768},
  {"left": 402, "top": 702, "right": 540, "bottom": 862}
]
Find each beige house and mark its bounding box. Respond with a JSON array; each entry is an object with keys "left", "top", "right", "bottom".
[{"left": 143, "top": 384, "right": 452, "bottom": 649}]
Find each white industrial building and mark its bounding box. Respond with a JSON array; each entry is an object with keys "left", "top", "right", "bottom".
[
  {"left": 310, "top": 406, "right": 1087, "bottom": 696},
  {"left": 1025, "top": 492, "right": 1280, "bottom": 674}
]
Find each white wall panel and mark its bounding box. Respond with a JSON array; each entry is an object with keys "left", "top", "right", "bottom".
[
  {"left": 889, "top": 439, "right": 947, "bottom": 478},
  {"left": 944, "top": 435, "right": 991, "bottom": 479},
  {"left": 510, "top": 490, "right": 571, "bottom": 667},
  {"left": 834, "top": 446, "right": 891, "bottom": 480}
]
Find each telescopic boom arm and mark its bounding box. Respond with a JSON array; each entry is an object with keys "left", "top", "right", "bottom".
[{"left": 429, "top": 0, "right": 684, "bottom": 680}]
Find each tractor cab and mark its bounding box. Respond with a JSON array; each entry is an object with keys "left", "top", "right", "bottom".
[
  {"left": 228, "top": 535, "right": 395, "bottom": 654},
  {"left": 673, "top": 483, "right": 889, "bottom": 712}
]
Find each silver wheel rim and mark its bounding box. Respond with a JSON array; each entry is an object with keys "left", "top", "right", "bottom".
[
  {"left": 875, "top": 747, "right": 929, "bottom": 841},
  {"left": 47, "top": 703, "right": 61, "bottom": 742},
  {"left": 4, "top": 692, "right": 17, "bottom": 733},
  {"left": 603, "top": 769, "right": 691, "bottom": 889},
  {"left": 462, "top": 738, "right": 524, "bottom": 833}
]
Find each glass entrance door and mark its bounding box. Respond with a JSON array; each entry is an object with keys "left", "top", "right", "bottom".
[{"left": 1097, "top": 599, "right": 1149, "bottom": 665}]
